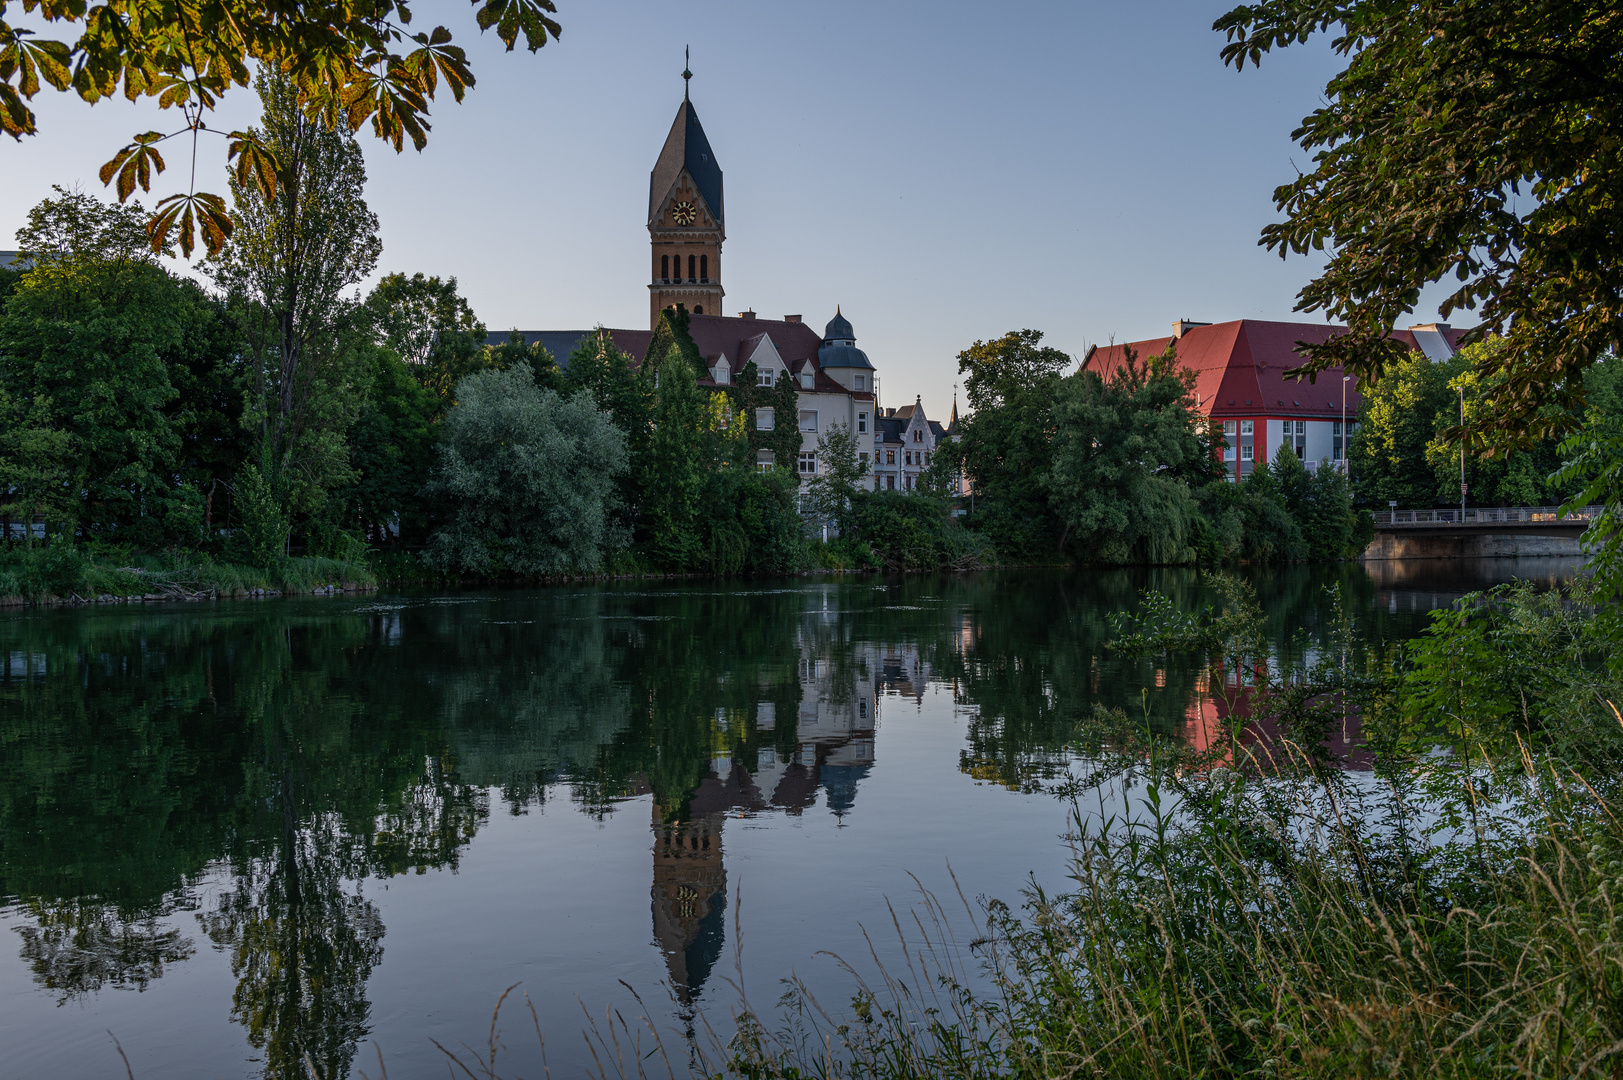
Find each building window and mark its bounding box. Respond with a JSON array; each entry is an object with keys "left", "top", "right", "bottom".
[
  {"left": 799, "top": 410, "right": 818, "bottom": 432},
  {"left": 801, "top": 371, "right": 814, "bottom": 389},
  {"left": 1240, "top": 420, "right": 1254, "bottom": 435},
  {"left": 1333, "top": 420, "right": 1343, "bottom": 461},
  {"left": 661, "top": 255, "right": 669, "bottom": 281},
  {"left": 688, "top": 254, "right": 695, "bottom": 280},
  {"left": 858, "top": 412, "right": 867, "bottom": 433},
  {"left": 798, "top": 451, "right": 818, "bottom": 475},
  {"left": 1241, "top": 444, "right": 1254, "bottom": 461},
  {"left": 886, "top": 474, "right": 895, "bottom": 490},
  {"left": 1224, "top": 444, "right": 1236, "bottom": 462},
  {"left": 886, "top": 450, "right": 895, "bottom": 465},
  {"left": 1293, "top": 419, "right": 1306, "bottom": 456},
  {"left": 755, "top": 407, "right": 774, "bottom": 431},
  {"left": 923, "top": 452, "right": 930, "bottom": 466},
  {"left": 904, "top": 451, "right": 912, "bottom": 466},
  {"left": 700, "top": 254, "right": 708, "bottom": 282},
  {"left": 756, "top": 449, "right": 774, "bottom": 472},
  {"left": 758, "top": 368, "right": 773, "bottom": 386},
  {"left": 1223, "top": 420, "right": 1237, "bottom": 436},
  {"left": 913, "top": 429, "right": 922, "bottom": 443},
  {"left": 694, "top": 305, "right": 703, "bottom": 315},
  {"left": 855, "top": 374, "right": 866, "bottom": 390},
  {"left": 859, "top": 451, "right": 869, "bottom": 464}
]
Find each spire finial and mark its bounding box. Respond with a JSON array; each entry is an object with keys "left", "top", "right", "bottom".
[
  {"left": 682, "top": 46, "right": 692, "bottom": 101},
  {"left": 836, "top": 304, "right": 841, "bottom": 315}
]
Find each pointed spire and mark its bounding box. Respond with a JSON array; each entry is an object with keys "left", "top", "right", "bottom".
[{"left": 682, "top": 45, "right": 692, "bottom": 101}]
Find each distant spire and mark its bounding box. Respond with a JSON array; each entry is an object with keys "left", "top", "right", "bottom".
[
  {"left": 682, "top": 46, "right": 692, "bottom": 101},
  {"left": 836, "top": 304, "right": 841, "bottom": 315}
]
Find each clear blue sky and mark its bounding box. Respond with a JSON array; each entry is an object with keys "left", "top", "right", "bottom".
[{"left": 1, "top": 0, "right": 1457, "bottom": 420}]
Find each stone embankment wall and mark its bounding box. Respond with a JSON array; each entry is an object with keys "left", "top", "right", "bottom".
[{"left": 1362, "top": 533, "right": 1584, "bottom": 560}]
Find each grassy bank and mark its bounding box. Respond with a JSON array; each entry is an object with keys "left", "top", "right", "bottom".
[{"left": 0, "top": 541, "right": 375, "bottom": 605}]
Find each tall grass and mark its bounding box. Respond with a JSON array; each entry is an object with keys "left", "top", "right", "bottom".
[{"left": 0, "top": 542, "right": 375, "bottom": 604}]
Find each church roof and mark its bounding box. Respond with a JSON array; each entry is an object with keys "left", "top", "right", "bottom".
[
  {"left": 484, "top": 328, "right": 657, "bottom": 370},
  {"left": 649, "top": 99, "right": 724, "bottom": 227}
]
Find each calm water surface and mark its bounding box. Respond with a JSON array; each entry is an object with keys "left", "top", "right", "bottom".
[{"left": 0, "top": 560, "right": 1582, "bottom": 1079}]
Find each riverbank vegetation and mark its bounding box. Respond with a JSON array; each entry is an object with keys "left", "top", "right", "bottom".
[{"left": 690, "top": 574, "right": 1623, "bottom": 1080}]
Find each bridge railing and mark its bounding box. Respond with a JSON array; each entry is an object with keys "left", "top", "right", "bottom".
[{"left": 1372, "top": 505, "right": 1603, "bottom": 528}]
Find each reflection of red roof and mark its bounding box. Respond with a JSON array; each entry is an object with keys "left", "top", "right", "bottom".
[{"left": 1081, "top": 320, "right": 1466, "bottom": 420}]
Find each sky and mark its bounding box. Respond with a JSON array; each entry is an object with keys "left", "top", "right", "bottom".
[{"left": 0, "top": 0, "right": 1459, "bottom": 420}]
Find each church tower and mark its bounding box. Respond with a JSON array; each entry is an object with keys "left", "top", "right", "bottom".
[{"left": 648, "top": 58, "right": 724, "bottom": 328}]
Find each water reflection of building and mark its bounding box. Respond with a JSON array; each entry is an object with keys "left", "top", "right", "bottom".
[{"left": 649, "top": 637, "right": 910, "bottom": 1000}]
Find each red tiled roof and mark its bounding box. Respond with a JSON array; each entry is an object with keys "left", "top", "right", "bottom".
[{"left": 1079, "top": 319, "right": 1462, "bottom": 419}]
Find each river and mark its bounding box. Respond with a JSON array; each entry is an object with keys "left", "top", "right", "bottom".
[{"left": 0, "top": 558, "right": 1583, "bottom": 1079}]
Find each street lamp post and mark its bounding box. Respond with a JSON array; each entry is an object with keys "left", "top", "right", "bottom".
[
  {"left": 1459, "top": 385, "right": 1467, "bottom": 520},
  {"left": 1341, "top": 375, "right": 1351, "bottom": 473}
]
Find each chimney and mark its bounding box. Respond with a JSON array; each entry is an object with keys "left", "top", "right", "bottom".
[
  {"left": 1172, "top": 319, "right": 1211, "bottom": 340},
  {"left": 737, "top": 309, "right": 756, "bottom": 319},
  {"left": 783, "top": 314, "right": 802, "bottom": 323}
]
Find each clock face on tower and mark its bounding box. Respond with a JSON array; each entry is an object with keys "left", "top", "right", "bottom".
[{"left": 671, "top": 201, "right": 696, "bottom": 226}]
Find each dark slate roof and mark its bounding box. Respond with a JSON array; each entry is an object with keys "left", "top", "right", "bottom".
[
  {"left": 823, "top": 309, "right": 854, "bottom": 342},
  {"left": 649, "top": 98, "right": 724, "bottom": 227},
  {"left": 482, "top": 330, "right": 592, "bottom": 369},
  {"left": 877, "top": 416, "right": 907, "bottom": 443},
  {"left": 484, "top": 329, "right": 657, "bottom": 370},
  {"left": 816, "top": 343, "right": 873, "bottom": 369}
]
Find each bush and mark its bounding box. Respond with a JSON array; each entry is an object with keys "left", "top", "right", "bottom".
[{"left": 426, "top": 361, "right": 628, "bottom": 577}]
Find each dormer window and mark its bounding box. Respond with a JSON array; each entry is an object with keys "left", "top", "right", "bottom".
[{"left": 801, "top": 371, "right": 814, "bottom": 389}]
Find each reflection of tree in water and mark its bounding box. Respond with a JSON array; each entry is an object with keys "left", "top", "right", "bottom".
[
  {"left": 15, "top": 898, "right": 196, "bottom": 1004},
  {"left": 200, "top": 814, "right": 385, "bottom": 1080}
]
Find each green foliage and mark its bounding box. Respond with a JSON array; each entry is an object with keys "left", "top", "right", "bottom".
[
  {"left": 340, "top": 345, "right": 438, "bottom": 544},
  {"left": 210, "top": 69, "right": 380, "bottom": 533},
  {"left": 850, "top": 490, "right": 991, "bottom": 571},
  {"left": 0, "top": 188, "right": 236, "bottom": 546},
  {"left": 233, "top": 462, "right": 289, "bottom": 569},
  {"left": 954, "top": 329, "right": 1070, "bottom": 557},
  {"left": 1048, "top": 344, "right": 1212, "bottom": 564},
  {"left": 806, "top": 421, "right": 869, "bottom": 536},
  {"left": 1216, "top": 0, "right": 1623, "bottom": 440},
  {"left": 425, "top": 361, "right": 628, "bottom": 577},
  {"left": 363, "top": 271, "right": 489, "bottom": 406}
]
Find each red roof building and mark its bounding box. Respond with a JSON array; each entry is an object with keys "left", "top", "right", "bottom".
[{"left": 1081, "top": 319, "right": 1465, "bottom": 481}]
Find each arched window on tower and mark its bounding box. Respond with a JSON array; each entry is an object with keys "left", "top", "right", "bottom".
[
  {"left": 688, "top": 254, "right": 696, "bottom": 281},
  {"left": 661, "top": 255, "right": 669, "bottom": 281},
  {"left": 700, "top": 255, "right": 708, "bottom": 282}
]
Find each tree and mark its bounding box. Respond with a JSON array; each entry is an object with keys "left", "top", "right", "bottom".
[
  {"left": 210, "top": 69, "right": 380, "bottom": 537},
  {"left": 1215, "top": 0, "right": 1623, "bottom": 438},
  {"left": 363, "top": 272, "right": 489, "bottom": 406},
  {"left": 806, "top": 422, "right": 868, "bottom": 537},
  {"left": 954, "top": 329, "right": 1071, "bottom": 557},
  {"left": 637, "top": 349, "right": 735, "bottom": 569},
  {"left": 1046, "top": 346, "right": 1211, "bottom": 564},
  {"left": 425, "top": 361, "right": 628, "bottom": 576},
  {"left": 1351, "top": 338, "right": 1580, "bottom": 508},
  {"left": 0, "top": 385, "right": 73, "bottom": 542},
  {"left": 1, "top": 0, "right": 562, "bottom": 256},
  {"left": 340, "top": 345, "right": 438, "bottom": 545},
  {"left": 1, "top": 189, "right": 233, "bottom": 544}
]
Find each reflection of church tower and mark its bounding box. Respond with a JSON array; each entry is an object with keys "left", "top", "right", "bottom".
[
  {"left": 650, "top": 805, "right": 727, "bottom": 1003},
  {"left": 648, "top": 58, "right": 725, "bottom": 328}
]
